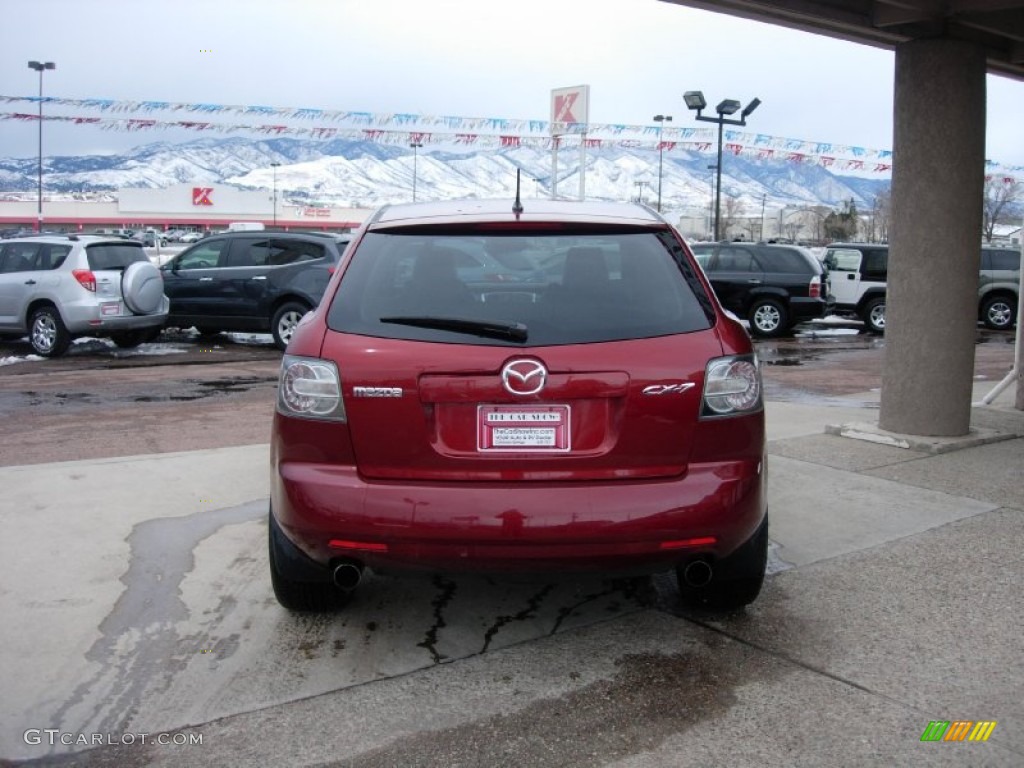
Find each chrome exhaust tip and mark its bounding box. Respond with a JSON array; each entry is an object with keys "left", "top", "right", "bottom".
[
  {"left": 682, "top": 559, "right": 713, "bottom": 588},
  {"left": 332, "top": 560, "right": 364, "bottom": 592}
]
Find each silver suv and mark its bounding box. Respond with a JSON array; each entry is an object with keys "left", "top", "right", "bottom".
[
  {"left": 0, "top": 235, "right": 169, "bottom": 357},
  {"left": 979, "top": 246, "right": 1020, "bottom": 330}
]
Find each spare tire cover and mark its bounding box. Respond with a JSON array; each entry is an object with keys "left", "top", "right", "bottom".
[{"left": 121, "top": 261, "right": 165, "bottom": 315}]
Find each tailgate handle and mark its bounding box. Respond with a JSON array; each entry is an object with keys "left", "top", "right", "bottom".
[
  {"left": 199, "top": 277, "right": 214, "bottom": 282},
  {"left": 250, "top": 276, "right": 267, "bottom": 281}
]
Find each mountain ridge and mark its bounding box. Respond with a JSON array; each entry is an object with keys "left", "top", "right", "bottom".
[{"left": 0, "top": 136, "right": 890, "bottom": 215}]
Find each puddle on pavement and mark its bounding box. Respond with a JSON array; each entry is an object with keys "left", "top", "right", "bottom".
[
  {"left": 342, "top": 649, "right": 755, "bottom": 767},
  {"left": 49, "top": 500, "right": 266, "bottom": 738}
]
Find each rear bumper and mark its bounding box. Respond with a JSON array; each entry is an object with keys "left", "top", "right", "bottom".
[
  {"left": 789, "top": 296, "right": 829, "bottom": 322},
  {"left": 62, "top": 296, "right": 169, "bottom": 334},
  {"left": 271, "top": 457, "right": 767, "bottom": 577}
]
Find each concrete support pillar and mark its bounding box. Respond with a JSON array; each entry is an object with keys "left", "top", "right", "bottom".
[{"left": 880, "top": 39, "right": 987, "bottom": 436}]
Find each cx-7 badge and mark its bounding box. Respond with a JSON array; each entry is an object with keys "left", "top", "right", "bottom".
[{"left": 642, "top": 383, "right": 696, "bottom": 395}]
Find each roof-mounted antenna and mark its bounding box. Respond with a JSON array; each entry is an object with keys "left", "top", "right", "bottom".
[{"left": 512, "top": 169, "right": 524, "bottom": 215}]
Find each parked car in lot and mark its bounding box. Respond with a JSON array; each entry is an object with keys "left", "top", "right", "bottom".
[
  {"left": 821, "top": 242, "right": 889, "bottom": 334},
  {"left": 269, "top": 198, "right": 767, "bottom": 613},
  {"left": 160, "top": 230, "right": 351, "bottom": 349},
  {"left": 823, "top": 243, "right": 1020, "bottom": 333},
  {"left": 177, "top": 231, "right": 203, "bottom": 244},
  {"left": 90, "top": 228, "right": 135, "bottom": 240},
  {"left": 132, "top": 230, "right": 167, "bottom": 248},
  {"left": 688, "top": 241, "right": 830, "bottom": 337},
  {"left": 978, "top": 246, "right": 1020, "bottom": 330},
  {"left": 0, "top": 235, "right": 168, "bottom": 356}
]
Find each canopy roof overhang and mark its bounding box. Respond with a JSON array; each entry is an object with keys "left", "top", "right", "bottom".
[{"left": 660, "top": 1, "right": 1024, "bottom": 81}]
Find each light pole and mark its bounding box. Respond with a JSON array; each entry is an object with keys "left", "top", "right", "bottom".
[
  {"left": 410, "top": 142, "right": 423, "bottom": 202},
  {"left": 634, "top": 180, "right": 650, "bottom": 204},
  {"left": 28, "top": 60, "right": 55, "bottom": 233},
  {"left": 759, "top": 193, "right": 767, "bottom": 241},
  {"left": 653, "top": 114, "right": 672, "bottom": 213},
  {"left": 270, "top": 162, "right": 281, "bottom": 227},
  {"left": 707, "top": 164, "right": 716, "bottom": 239},
  {"left": 684, "top": 91, "right": 760, "bottom": 241}
]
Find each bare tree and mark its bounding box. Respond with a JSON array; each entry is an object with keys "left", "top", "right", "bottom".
[
  {"left": 721, "top": 195, "right": 744, "bottom": 239},
  {"left": 783, "top": 220, "right": 804, "bottom": 241},
  {"left": 868, "top": 187, "right": 891, "bottom": 243},
  {"left": 982, "top": 177, "right": 1023, "bottom": 242}
]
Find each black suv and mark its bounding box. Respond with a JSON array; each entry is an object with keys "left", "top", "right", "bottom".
[
  {"left": 160, "top": 231, "right": 351, "bottom": 349},
  {"left": 689, "top": 242, "right": 830, "bottom": 337}
]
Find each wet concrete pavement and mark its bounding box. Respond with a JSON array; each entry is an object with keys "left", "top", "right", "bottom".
[{"left": 1, "top": 337, "right": 1023, "bottom": 766}]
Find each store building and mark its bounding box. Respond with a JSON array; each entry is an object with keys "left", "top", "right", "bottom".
[{"left": 0, "top": 184, "right": 367, "bottom": 234}]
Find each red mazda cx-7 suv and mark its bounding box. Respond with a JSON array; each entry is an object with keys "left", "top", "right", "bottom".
[{"left": 270, "top": 198, "right": 767, "bottom": 612}]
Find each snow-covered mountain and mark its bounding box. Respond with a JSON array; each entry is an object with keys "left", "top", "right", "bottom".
[{"left": 0, "top": 136, "right": 889, "bottom": 214}]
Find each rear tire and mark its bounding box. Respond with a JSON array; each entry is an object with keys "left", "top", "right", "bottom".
[
  {"left": 268, "top": 511, "right": 348, "bottom": 612},
  {"left": 676, "top": 517, "right": 768, "bottom": 612},
  {"left": 748, "top": 299, "right": 788, "bottom": 338},
  {"left": 981, "top": 293, "right": 1016, "bottom": 330},
  {"left": 862, "top": 297, "right": 886, "bottom": 334},
  {"left": 29, "top": 306, "right": 72, "bottom": 357},
  {"left": 271, "top": 301, "right": 311, "bottom": 351}
]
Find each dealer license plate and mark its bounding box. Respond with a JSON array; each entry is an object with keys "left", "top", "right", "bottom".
[{"left": 477, "top": 404, "right": 570, "bottom": 452}]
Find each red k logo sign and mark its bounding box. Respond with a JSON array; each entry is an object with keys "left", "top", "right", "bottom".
[
  {"left": 553, "top": 93, "right": 579, "bottom": 124},
  {"left": 192, "top": 187, "right": 213, "bottom": 206}
]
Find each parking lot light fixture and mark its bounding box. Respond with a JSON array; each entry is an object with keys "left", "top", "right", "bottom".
[
  {"left": 683, "top": 91, "right": 706, "bottom": 111},
  {"left": 741, "top": 98, "right": 762, "bottom": 119},
  {"left": 28, "top": 60, "right": 55, "bottom": 233},
  {"left": 410, "top": 142, "right": 424, "bottom": 202},
  {"left": 653, "top": 114, "right": 672, "bottom": 213},
  {"left": 716, "top": 99, "right": 741, "bottom": 116},
  {"left": 684, "top": 91, "right": 761, "bottom": 241}
]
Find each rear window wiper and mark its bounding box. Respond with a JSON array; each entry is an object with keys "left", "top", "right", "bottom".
[{"left": 380, "top": 315, "right": 528, "bottom": 342}]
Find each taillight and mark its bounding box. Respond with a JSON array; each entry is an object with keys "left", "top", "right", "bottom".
[
  {"left": 701, "top": 355, "right": 762, "bottom": 418},
  {"left": 72, "top": 269, "right": 96, "bottom": 292},
  {"left": 276, "top": 355, "right": 346, "bottom": 421},
  {"left": 809, "top": 275, "right": 821, "bottom": 298}
]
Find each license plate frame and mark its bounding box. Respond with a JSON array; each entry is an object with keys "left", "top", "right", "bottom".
[{"left": 477, "top": 404, "right": 571, "bottom": 452}]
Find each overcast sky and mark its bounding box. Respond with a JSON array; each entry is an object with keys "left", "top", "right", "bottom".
[{"left": 3, "top": 0, "right": 1023, "bottom": 167}]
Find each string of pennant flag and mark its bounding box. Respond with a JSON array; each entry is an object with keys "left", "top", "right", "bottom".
[{"left": 0, "top": 94, "right": 1020, "bottom": 178}]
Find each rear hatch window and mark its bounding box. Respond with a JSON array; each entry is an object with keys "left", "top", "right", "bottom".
[
  {"left": 327, "top": 229, "right": 714, "bottom": 346},
  {"left": 323, "top": 228, "right": 720, "bottom": 482},
  {"left": 86, "top": 243, "right": 148, "bottom": 271}
]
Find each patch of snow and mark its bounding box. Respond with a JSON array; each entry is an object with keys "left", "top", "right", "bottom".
[{"left": 0, "top": 354, "right": 43, "bottom": 367}]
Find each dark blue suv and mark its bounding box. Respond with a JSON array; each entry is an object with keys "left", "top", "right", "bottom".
[{"left": 160, "top": 231, "right": 351, "bottom": 349}]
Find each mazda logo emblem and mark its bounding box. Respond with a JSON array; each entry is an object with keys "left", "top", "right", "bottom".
[{"left": 501, "top": 359, "right": 547, "bottom": 396}]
